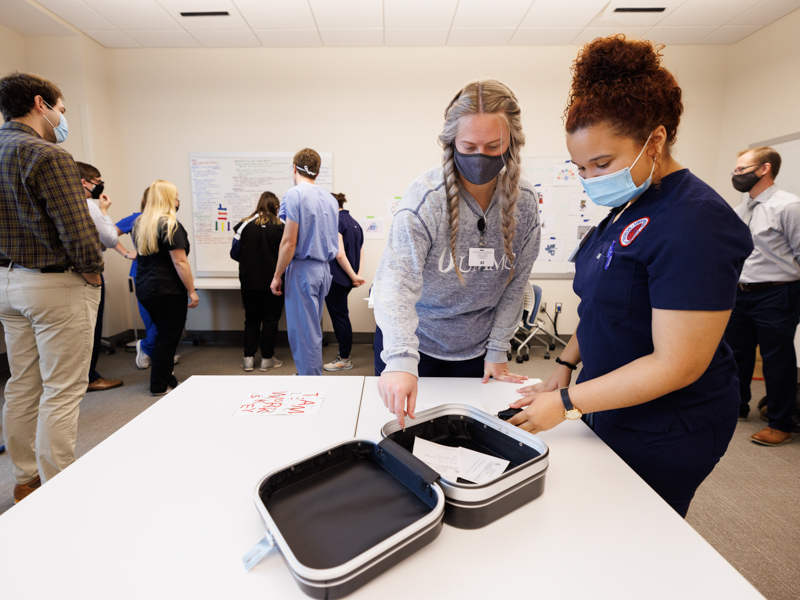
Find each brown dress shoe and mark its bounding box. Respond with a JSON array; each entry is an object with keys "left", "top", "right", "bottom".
[
  {"left": 751, "top": 427, "right": 792, "bottom": 447},
  {"left": 87, "top": 378, "right": 123, "bottom": 392},
  {"left": 14, "top": 475, "right": 41, "bottom": 503}
]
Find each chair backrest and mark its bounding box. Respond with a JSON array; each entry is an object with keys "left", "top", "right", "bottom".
[{"left": 525, "top": 283, "right": 543, "bottom": 328}]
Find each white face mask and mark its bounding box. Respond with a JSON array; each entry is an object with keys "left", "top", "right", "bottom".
[
  {"left": 42, "top": 100, "right": 69, "bottom": 144},
  {"left": 578, "top": 131, "right": 655, "bottom": 208}
]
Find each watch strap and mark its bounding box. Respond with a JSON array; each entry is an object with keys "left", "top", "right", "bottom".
[{"left": 560, "top": 387, "right": 575, "bottom": 411}]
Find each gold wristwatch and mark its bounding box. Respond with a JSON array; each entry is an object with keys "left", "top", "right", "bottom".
[{"left": 560, "top": 388, "right": 583, "bottom": 420}]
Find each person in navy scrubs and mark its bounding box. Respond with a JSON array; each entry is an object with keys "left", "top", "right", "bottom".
[{"left": 508, "top": 35, "right": 754, "bottom": 517}]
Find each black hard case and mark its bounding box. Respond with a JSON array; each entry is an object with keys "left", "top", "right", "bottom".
[
  {"left": 254, "top": 438, "right": 445, "bottom": 599},
  {"left": 381, "top": 404, "right": 549, "bottom": 529}
]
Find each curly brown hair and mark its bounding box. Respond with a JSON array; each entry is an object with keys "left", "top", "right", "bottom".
[
  {"left": 0, "top": 72, "right": 62, "bottom": 122},
  {"left": 565, "top": 35, "right": 683, "bottom": 152}
]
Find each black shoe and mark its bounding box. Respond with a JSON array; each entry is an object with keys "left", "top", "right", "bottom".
[{"left": 738, "top": 405, "right": 750, "bottom": 421}]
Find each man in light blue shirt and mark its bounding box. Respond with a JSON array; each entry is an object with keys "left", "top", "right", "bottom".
[
  {"left": 271, "top": 148, "right": 339, "bottom": 375},
  {"left": 727, "top": 146, "right": 800, "bottom": 447}
]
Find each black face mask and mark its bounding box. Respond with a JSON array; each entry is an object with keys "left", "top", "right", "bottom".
[
  {"left": 732, "top": 170, "right": 762, "bottom": 193},
  {"left": 86, "top": 182, "right": 104, "bottom": 199}
]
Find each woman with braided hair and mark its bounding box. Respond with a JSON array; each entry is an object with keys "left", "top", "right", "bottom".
[
  {"left": 373, "top": 79, "right": 541, "bottom": 427},
  {"left": 508, "top": 36, "right": 753, "bottom": 517}
]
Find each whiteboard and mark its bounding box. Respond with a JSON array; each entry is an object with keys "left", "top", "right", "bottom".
[
  {"left": 521, "top": 155, "right": 610, "bottom": 278},
  {"left": 188, "top": 152, "right": 333, "bottom": 277}
]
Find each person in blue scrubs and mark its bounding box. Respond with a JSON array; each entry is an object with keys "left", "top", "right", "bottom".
[
  {"left": 508, "top": 35, "right": 754, "bottom": 517},
  {"left": 116, "top": 188, "right": 158, "bottom": 369},
  {"left": 270, "top": 148, "right": 339, "bottom": 376}
]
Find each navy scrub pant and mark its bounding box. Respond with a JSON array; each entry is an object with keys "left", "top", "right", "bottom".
[
  {"left": 724, "top": 280, "right": 800, "bottom": 433},
  {"left": 88, "top": 275, "right": 105, "bottom": 383},
  {"left": 592, "top": 413, "right": 737, "bottom": 518},
  {"left": 373, "top": 326, "right": 485, "bottom": 377},
  {"left": 325, "top": 281, "right": 354, "bottom": 359}
]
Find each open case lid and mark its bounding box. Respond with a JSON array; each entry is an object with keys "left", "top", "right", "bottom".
[{"left": 253, "top": 438, "right": 445, "bottom": 585}]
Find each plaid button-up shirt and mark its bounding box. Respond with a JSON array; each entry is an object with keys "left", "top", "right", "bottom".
[{"left": 0, "top": 121, "right": 103, "bottom": 273}]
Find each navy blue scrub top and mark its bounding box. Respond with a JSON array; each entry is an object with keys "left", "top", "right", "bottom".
[
  {"left": 573, "top": 169, "right": 753, "bottom": 434},
  {"left": 330, "top": 209, "right": 364, "bottom": 287}
]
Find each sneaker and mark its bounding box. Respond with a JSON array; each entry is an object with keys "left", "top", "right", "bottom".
[
  {"left": 324, "top": 356, "right": 353, "bottom": 371},
  {"left": 242, "top": 356, "right": 255, "bottom": 372},
  {"left": 135, "top": 340, "right": 151, "bottom": 370},
  {"left": 173, "top": 354, "right": 181, "bottom": 365},
  {"left": 260, "top": 357, "right": 283, "bottom": 371}
]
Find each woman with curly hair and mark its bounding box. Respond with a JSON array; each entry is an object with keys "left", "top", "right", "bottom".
[
  {"left": 374, "top": 79, "right": 541, "bottom": 427},
  {"left": 508, "top": 36, "right": 754, "bottom": 517}
]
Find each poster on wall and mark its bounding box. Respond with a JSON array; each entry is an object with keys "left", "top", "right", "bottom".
[{"left": 188, "top": 152, "right": 333, "bottom": 277}]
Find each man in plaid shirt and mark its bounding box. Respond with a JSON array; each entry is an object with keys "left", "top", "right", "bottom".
[{"left": 0, "top": 72, "right": 103, "bottom": 503}]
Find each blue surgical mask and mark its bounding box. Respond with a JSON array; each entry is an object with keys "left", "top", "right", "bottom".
[
  {"left": 454, "top": 149, "right": 509, "bottom": 185},
  {"left": 578, "top": 132, "right": 655, "bottom": 208},
  {"left": 42, "top": 101, "right": 69, "bottom": 144}
]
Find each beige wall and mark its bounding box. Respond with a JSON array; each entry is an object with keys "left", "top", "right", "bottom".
[{"left": 2, "top": 8, "right": 799, "bottom": 341}]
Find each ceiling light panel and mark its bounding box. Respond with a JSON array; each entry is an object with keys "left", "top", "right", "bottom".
[
  {"left": 384, "top": 0, "right": 458, "bottom": 28},
  {"left": 231, "top": 0, "right": 316, "bottom": 29},
  {"left": 452, "top": 0, "right": 534, "bottom": 28},
  {"left": 309, "top": 0, "right": 383, "bottom": 29},
  {"left": 35, "top": 0, "right": 117, "bottom": 30},
  {"left": 82, "top": 0, "right": 181, "bottom": 31},
  {"left": 155, "top": 0, "right": 249, "bottom": 30},
  {"left": 520, "top": 0, "right": 608, "bottom": 28}
]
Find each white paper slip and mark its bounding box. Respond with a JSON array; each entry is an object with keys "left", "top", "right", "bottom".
[
  {"left": 412, "top": 438, "right": 461, "bottom": 480},
  {"left": 412, "top": 438, "right": 511, "bottom": 484},
  {"left": 234, "top": 391, "right": 325, "bottom": 416},
  {"left": 459, "top": 447, "right": 510, "bottom": 485}
]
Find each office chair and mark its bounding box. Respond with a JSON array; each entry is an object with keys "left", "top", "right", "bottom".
[{"left": 509, "top": 283, "right": 551, "bottom": 363}]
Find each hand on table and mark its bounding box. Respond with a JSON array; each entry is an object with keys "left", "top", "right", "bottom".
[
  {"left": 481, "top": 361, "right": 528, "bottom": 384},
  {"left": 507, "top": 388, "right": 564, "bottom": 434},
  {"left": 377, "top": 371, "right": 418, "bottom": 428}
]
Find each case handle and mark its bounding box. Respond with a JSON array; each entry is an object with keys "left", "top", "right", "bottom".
[
  {"left": 378, "top": 437, "right": 440, "bottom": 486},
  {"left": 242, "top": 532, "right": 276, "bottom": 572}
]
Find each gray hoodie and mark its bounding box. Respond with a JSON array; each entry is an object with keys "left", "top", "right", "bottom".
[{"left": 374, "top": 166, "right": 541, "bottom": 377}]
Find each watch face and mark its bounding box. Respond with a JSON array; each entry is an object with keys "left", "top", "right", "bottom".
[{"left": 565, "top": 409, "right": 582, "bottom": 420}]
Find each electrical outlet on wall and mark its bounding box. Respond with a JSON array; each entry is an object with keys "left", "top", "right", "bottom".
[
  {"left": 541, "top": 302, "right": 546, "bottom": 312},
  {"left": 555, "top": 303, "right": 562, "bottom": 314}
]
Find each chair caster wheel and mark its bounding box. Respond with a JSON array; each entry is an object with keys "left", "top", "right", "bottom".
[
  {"left": 544, "top": 352, "right": 551, "bottom": 359},
  {"left": 507, "top": 352, "right": 512, "bottom": 360},
  {"left": 516, "top": 356, "right": 523, "bottom": 364},
  {"left": 523, "top": 354, "right": 530, "bottom": 361},
  {"left": 549, "top": 343, "right": 556, "bottom": 351}
]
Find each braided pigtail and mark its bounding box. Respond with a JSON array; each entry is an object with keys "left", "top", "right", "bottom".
[
  {"left": 498, "top": 149, "right": 521, "bottom": 282},
  {"left": 442, "top": 143, "right": 464, "bottom": 284}
]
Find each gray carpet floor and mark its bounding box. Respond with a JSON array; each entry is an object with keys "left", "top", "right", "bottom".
[{"left": 0, "top": 338, "right": 797, "bottom": 599}]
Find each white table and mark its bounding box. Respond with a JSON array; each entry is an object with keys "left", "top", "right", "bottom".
[
  {"left": 352, "top": 377, "right": 765, "bottom": 600},
  {"left": 0, "top": 375, "right": 764, "bottom": 600},
  {"left": 0, "top": 376, "right": 364, "bottom": 599}
]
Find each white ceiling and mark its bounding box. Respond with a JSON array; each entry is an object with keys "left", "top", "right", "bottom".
[{"left": 1, "top": 0, "right": 798, "bottom": 48}]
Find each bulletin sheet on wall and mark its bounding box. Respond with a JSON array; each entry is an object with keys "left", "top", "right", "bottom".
[
  {"left": 188, "top": 152, "right": 333, "bottom": 277},
  {"left": 521, "top": 155, "right": 610, "bottom": 278}
]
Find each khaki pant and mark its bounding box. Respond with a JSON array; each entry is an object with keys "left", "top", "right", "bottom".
[{"left": 0, "top": 266, "right": 100, "bottom": 484}]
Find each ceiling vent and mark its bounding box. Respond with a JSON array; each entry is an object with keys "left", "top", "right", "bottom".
[
  {"left": 614, "top": 7, "right": 666, "bottom": 12},
  {"left": 180, "top": 11, "right": 230, "bottom": 17}
]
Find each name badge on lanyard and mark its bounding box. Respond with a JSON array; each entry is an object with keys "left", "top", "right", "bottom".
[{"left": 469, "top": 247, "right": 495, "bottom": 267}]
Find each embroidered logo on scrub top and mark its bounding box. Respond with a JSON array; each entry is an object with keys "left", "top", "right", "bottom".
[{"left": 620, "top": 217, "right": 650, "bottom": 246}]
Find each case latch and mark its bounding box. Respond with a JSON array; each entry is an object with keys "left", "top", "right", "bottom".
[{"left": 242, "top": 531, "right": 276, "bottom": 572}]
